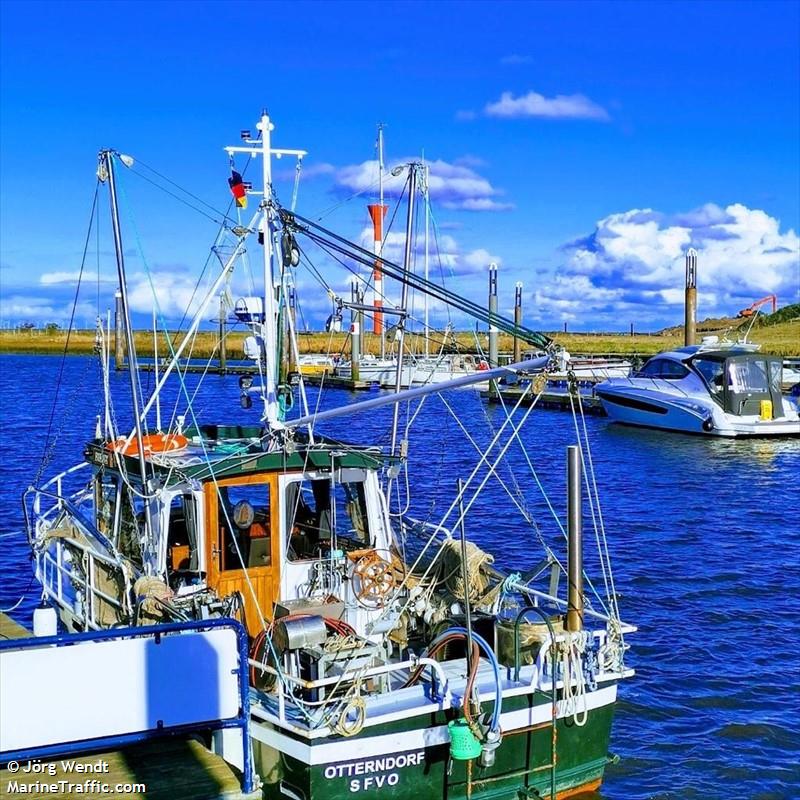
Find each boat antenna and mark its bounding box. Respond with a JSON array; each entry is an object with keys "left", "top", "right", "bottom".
[{"left": 98, "top": 149, "right": 155, "bottom": 551}]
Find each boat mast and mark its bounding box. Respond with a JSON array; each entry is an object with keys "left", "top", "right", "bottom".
[
  {"left": 389, "top": 163, "right": 418, "bottom": 457},
  {"left": 259, "top": 113, "right": 280, "bottom": 426},
  {"left": 225, "top": 112, "right": 307, "bottom": 429},
  {"left": 100, "top": 149, "right": 154, "bottom": 548},
  {"left": 378, "top": 124, "right": 385, "bottom": 361},
  {"left": 423, "top": 160, "right": 430, "bottom": 358}
]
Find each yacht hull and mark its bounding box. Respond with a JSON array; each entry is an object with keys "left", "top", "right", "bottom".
[
  {"left": 252, "top": 683, "right": 618, "bottom": 800},
  {"left": 597, "top": 388, "right": 800, "bottom": 437}
]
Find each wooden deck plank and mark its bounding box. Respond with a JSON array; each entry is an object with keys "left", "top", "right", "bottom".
[{"left": 0, "top": 612, "right": 28, "bottom": 640}]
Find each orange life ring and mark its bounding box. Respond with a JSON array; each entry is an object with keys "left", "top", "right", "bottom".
[
  {"left": 107, "top": 433, "right": 189, "bottom": 456},
  {"left": 477, "top": 360, "right": 490, "bottom": 371}
]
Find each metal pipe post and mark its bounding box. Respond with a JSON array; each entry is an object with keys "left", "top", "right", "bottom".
[
  {"left": 513, "top": 281, "right": 523, "bottom": 363},
  {"left": 457, "top": 478, "right": 474, "bottom": 673},
  {"left": 684, "top": 248, "right": 698, "bottom": 347},
  {"left": 114, "top": 291, "right": 124, "bottom": 370},
  {"left": 566, "top": 445, "right": 584, "bottom": 632},
  {"left": 152, "top": 309, "right": 161, "bottom": 432},
  {"left": 351, "top": 281, "right": 361, "bottom": 382},
  {"left": 218, "top": 295, "right": 227, "bottom": 373},
  {"left": 488, "top": 263, "right": 498, "bottom": 368}
]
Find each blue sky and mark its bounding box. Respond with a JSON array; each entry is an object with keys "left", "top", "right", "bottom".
[{"left": 1, "top": 0, "right": 798, "bottom": 332}]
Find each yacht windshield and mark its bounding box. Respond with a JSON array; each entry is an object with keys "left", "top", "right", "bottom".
[{"left": 692, "top": 358, "right": 725, "bottom": 393}]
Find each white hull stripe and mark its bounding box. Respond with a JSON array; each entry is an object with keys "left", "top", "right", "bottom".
[{"left": 249, "top": 684, "right": 617, "bottom": 765}]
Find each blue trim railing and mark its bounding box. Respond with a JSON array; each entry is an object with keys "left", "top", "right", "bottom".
[{"left": 0, "top": 617, "right": 255, "bottom": 794}]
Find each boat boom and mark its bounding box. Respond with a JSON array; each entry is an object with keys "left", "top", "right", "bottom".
[{"left": 283, "top": 355, "right": 550, "bottom": 430}]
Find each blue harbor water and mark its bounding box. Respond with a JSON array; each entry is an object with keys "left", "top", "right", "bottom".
[{"left": 1, "top": 353, "right": 798, "bottom": 799}]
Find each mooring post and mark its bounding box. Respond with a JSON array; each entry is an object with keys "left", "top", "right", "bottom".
[
  {"left": 351, "top": 280, "right": 361, "bottom": 383},
  {"left": 513, "top": 281, "right": 523, "bottom": 363},
  {"left": 218, "top": 295, "right": 227, "bottom": 373},
  {"left": 685, "top": 248, "right": 697, "bottom": 347},
  {"left": 488, "top": 263, "right": 498, "bottom": 368},
  {"left": 114, "top": 290, "right": 124, "bottom": 371},
  {"left": 566, "top": 445, "right": 584, "bottom": 632}
]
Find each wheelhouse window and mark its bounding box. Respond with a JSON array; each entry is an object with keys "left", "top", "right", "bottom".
[
  {"left": 286, "top": 475, "right": 371, "bottom": 561},
  {"left": 216, "top": 483, "right": 271, "bottom": 571},
  {"left": 114, "top": 484, "right": 145, "bottom": 567},
  {"left": 95, "top": 472, "right": 119, "bottom": 538},
  {"left": 167, "top": 493, "right": 200, "bottom": 579}
]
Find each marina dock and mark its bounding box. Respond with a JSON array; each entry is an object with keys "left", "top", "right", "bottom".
[
  {"left": 484, "top": 382, "right": 607, "bottom": 414},
  {"left": 136, "top": 359, "right": 378, "bottom": 390}
]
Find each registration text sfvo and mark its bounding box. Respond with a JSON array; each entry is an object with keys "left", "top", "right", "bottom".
[{"left": 323, "top": 750, "right": 425, "bottom": 793}]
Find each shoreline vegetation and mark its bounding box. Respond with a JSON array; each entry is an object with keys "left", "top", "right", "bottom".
[{"left": 1, "top": 315, "right": 798, "bottom": 358}]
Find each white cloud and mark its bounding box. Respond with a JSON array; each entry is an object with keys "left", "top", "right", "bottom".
[
  {"left": 454, "top": 198, "right": 514, "bottom": 212},
  {"left": 0, "top": 293, "right": 97, "bottom": 325},
  {"left": 126, "top": 270, "right": 217, "bottom": 318},
  {"left": 461, "top": 248, "right": 501, "bottom": 275},
  {"left": 275, "top": 162, "right": 335, "bottom": 181},
  {"left": 334, "top": 158, "right": 513, "bottom": 212},
  {"left": 39, "top": 271, "right": 115, "bottom": 285},
  {"left": 355, "top": 226, "right": 500, "bottom": 278},
  {"left": 532, "top": 203, "right": 800, "bottom": 325},
  {"left": 484, "top": 90, "right": 610, "bottom": 121}
]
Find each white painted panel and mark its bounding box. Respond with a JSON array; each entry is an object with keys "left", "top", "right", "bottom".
[{"left": 0, "top": 628, "right": 241, "bottom": 752}]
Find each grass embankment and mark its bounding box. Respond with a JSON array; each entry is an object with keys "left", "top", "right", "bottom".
[{"left": 1, "top": 312, "right": 798, "bottom": 358}]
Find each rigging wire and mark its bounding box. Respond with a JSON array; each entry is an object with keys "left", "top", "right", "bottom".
[
  {"left": 35, "top": 181, "right": 100, "bottom": 485},
  {"left": 283, "top": 209, "right": 552, "bottom": 349},
  {"left": 132, "top": 157, "right": 241, "bottom": 227},
  {"left": 125, "top": 166, "right": 231, "bottom": 228}
]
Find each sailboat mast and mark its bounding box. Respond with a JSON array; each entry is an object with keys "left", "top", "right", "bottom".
[
  {"left": 390, "top": 163, "right": 418, "bottom": 456},
  {"left": 424, "top": 162, "right": 430, "bottom": 358},
  {"left": 377, "top": 124, "right": 386, "bottom": 359},
  {"left": 101, "top": 150, "right": 154, "bottom": 544}
]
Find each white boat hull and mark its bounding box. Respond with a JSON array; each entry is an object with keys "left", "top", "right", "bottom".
[{"left": 596, "top": 386, "right": 800, "bottom": 437}]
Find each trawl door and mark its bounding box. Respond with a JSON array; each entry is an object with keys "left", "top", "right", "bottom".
[{"left": 205, "top": 474, "right": 280, "bottom": 636}]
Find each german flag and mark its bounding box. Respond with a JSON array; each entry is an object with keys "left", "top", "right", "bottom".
[{"left": 228, "top": 170, "right": 247, "bottom": 209}]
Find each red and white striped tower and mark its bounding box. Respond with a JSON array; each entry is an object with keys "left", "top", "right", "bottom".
[
  {"left": 367, "top": 202, "right": 387, "bottom": 338},
  {"left": 367, "top": 125, "right": 387, "bottom": 356}
]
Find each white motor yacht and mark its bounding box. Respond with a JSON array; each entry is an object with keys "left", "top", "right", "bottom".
[{"left": 596, "top": 344, "right": 800, "bottom": 437}]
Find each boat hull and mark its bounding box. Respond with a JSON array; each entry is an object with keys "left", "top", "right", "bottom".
[
  {"left": 597, "top": 388, "right": 800, "bottom": 437},
  {"left": 251, "top": 684, "right": 617, "bottom": 800}
]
